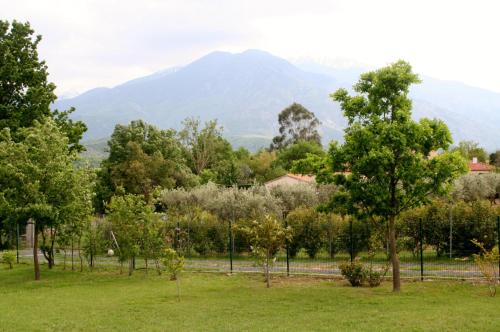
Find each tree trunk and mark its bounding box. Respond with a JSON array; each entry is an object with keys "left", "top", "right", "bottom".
[
  {"left": 33, "top": 226, "right": 40, "bottom": 281},
  {"left": 128, "top": 258, "right": 134, "bottom": 276},
  {"left": 388, "top": 215, "right": 400, "bottom": 292},
  {"left": 145, "top": 258, "right": 148, "bottom": 275},
  {"left": 78, "top": 237, "right": 83, "bottom": 272},
  {"left": 265, "top": 252, "right": 270, "bottom": 288},
  {"left": 63, "top": 248, "right": 67, "bottom": 270}
]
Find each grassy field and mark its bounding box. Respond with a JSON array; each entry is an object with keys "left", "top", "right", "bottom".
[{"left": 1, "top": 265, "right": 499, "bottom": 331}]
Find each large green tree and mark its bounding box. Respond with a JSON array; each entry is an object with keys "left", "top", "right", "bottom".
[
  {"left": 270, "top": 103, "right": 321, "bottom": 150},
  {"left": 0, "top": 20, "right": 86, "bottom": 150},
  {"left": 327, "top": 61, "right": 466, "bottom": 292},
  {"left": 96, "top": 120, "right": 196, "bottom": 210},
  {"left": 0, "top": 119, "right": 94, "bottom": 280}
]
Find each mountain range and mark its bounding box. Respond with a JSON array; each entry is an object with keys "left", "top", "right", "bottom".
[{"left": 54, "top": 49, "right": 500, "bottom": 151}]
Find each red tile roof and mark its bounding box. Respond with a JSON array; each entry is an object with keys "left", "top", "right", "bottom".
[
  {"left": 469, "top": 162, "right": 493, "bottom": 172},
  {"left": 286, "top": 173, "right": 315, "bottom": 183}
]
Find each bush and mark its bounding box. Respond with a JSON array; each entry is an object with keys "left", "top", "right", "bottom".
[
  {"left": 339, "top": 259, "right": 365, "bottom": 287},
  {"left": 2, "top": 250, "right": 16, "bottom": 269}
]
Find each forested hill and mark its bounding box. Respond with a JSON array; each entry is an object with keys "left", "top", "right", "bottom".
[{"left": 56, "top": 50, "right": 500, "bottom": 151}]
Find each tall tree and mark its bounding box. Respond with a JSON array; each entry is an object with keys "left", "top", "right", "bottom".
[
  {"left": 326, "top": 61, "right": 466, "bottom": 292},
  {"left": 0, "top": 119, "right": 94, "bottom": 280},
  {"left": 275, "top": 140, "right": 325, "bottom": 171},
  {"left": 0, "top": 20, "right": 86, "bottom": 149},
  {"left": 270, "top": 103, "right": 321, "bottom": 150}
]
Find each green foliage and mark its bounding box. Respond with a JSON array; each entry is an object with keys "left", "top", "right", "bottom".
[
  {"left": 325, "top": 60, "right": 467, "bottom": 291},
  {"left": 490, "top": 150, "right": 500, "bottom": 167},
  {"left": 106, "top": 193, "right": 163, "bottom": 275},
  {"left": 96, "top": 120, "right": 196, "bottom": 209},
  {"left": 0, "top": 20, "right": 86, "bottom": 148},
  {"left": 162, "top": 248, "right": 185, "bottom": 301},
  {"left": 179, "top": 117, "right": 233, "bottom": 175},
  {"left": 0, "top": 119, "right": 94, "bottom": 279},
  {"left": 162, "top": 248, "right": 185, "bottom": 280},
  {"left": 1, "top": 250, "right": 15, "bottom": 269},
  {"left": 285, "top": 207, "right": 322, "bottom": 258},
  {"left": 0, "top": 20, "right": 55, "bottom": 131},
  {"left": 239, "top": 214, "right": 291, "bottom": 287},
  {"left": 271, "top": 103, "right": 321, "bottom": 150},
  {"left": 401, "top": 199, "right": 499, "bottom": 256},
  {"left": 472, "top": 240, "right": 499, "bottom": 296},
  {"left": 452, "top": 173, "right": 500, "bottom": 204},
  {"left": 275, "top": 140, "right": 325, "bottom": 171},
  {"left": 451, "top": 141, "right": 488, "bottom": 163},
  {"left": 339, "top": 259, "right": 365, "bottom": 287}
]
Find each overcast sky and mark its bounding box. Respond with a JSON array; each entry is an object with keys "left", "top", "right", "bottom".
[{"left": 3, "top": 0, "right": 500, "bottom": 96}]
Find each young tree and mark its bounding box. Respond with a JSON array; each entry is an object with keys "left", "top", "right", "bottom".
[
  {"left": 327, "top": 61, "right": 466, "bottom": 292},
  {"left": 271, "top": 103, "right": 321, "bottom": 150},
  {"left": 240, "top": 215, "right": 291, "bottom": 288},
  {"left": 162, "top": 248, "right": 185, "bottom": 301}
]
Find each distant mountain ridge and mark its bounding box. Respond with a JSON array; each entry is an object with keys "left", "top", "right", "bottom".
[{"left": 55, "top": 49, "right": 500, "bottom": 151}]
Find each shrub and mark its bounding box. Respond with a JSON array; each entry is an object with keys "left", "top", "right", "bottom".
[
  {"left": 339, "top": 259, "right": 365, "bottom": 287},
  {"left": 2, "top": 250, "right": 16, "bottom": 269},
  {"left": 472, "top": 240, "right": 499, "bottom": 296}
]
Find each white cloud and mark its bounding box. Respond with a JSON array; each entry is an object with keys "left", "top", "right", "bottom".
[{"left": 3, "top": 0, "right": 500, "bottom": 94}]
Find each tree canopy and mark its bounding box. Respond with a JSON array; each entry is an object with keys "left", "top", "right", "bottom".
[
  {"left": 313, "top": 60, "right": 467, "bottom": 292},
  {"left": 270, "top": 103, "right": 321, "bottom": 150}
]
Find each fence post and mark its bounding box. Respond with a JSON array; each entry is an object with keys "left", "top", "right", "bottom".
[
  {"left": 349, "top": 219, "right": 353, "bottom": 263},
  {"left": 497, "top": 216, "right": 500, "bottom": 279},
  {"left": 285, "top": 219, "right": 290, "bottom": 276},
  {"left": 419, "top": 218, "right": 424, "bottom": 281},
  {"left": 16, "top": 222, "right": 20, "bottom": 264},
  {"left": 228, "top": 219, "right": 233, "bottom": 274}
]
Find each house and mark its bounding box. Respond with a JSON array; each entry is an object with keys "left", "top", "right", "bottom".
[
  {"left": 469, "top": 157, "right": 494, "bottom": 174},
  {"left": 264, "top": 173, "right": 315, "bottom": 189}
]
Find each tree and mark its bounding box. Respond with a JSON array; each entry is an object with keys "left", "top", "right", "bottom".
[
  {"left": 327, "top": 61, "right": 467, "bottom": 292},
  {"left": 452, "top": 173, "right": 500, "bottom": 204},
  {"left": 240, "top": 215, "right": 291, "bottom": 288},
  {"left": 275, "top": 140, "right": 325, "bottom": 171},
  {"left": 179, "top": 117, "right": 233, "bottom": 175},
  {"left": 162, "top": 248, "right": 185, "bottom": 301},
  {"left": 0, "top": 20, "right": 86, "bottom": 147},
  {"left": 106, "top": 193, "right": 162, "bottom": 276},
  {"left": 96, "top": 120, "right": 196, "bottom": 209},
  {"left": 451, "top": 141, "right": 488, "bottom": 163},
  {"left": 0, "top": 119, "right": 94, "bottom": 280},
  {"left": 271, "top": 103, "right": 321, "bottom": 150},
  {"left": 489, "top": 150, "right": 500, "bottom": 167}
]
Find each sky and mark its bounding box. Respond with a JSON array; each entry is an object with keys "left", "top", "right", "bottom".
[{"left": 3, "top": 0, "right": 500, "bottom": 96}]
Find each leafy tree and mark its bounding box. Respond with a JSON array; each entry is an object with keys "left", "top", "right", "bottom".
[
  {"left": 1, "top": 250, "right": 15, "bottom": 269},
  {"left": 96, "top": 120, "right": 196, "bottom": 209},
  {"left": 326, "top": 61, "right": 467, "bottom": 292},
  {"left": 285, "top": 207, "right": 323, "bottom": 258},
  {"left": 179, "top": 117, "right": 233, "bottom": 175},
  {"left": 489, "top": 150, "right": 500, "bottom": 167},
  {"left": 275, "top": 140, "right": 325, "bottom": 171},
  {"left": 270, "top": 103, "right": 321, "bottom": 150},
  {"left": 452, "top": 173, "right": 500, "bottom": 204},
  {"left": 451, "top": 141, "right": 488, "bottom": 163},
  {"left": 162, "top": 248, "right": 185, "bottom": 301},
  {"left": 247, "top": 150, "right": 286, "bottom": 183},
  {"left": 0, "top": 119, "right": 94, "bottom": 280},
  {"left": 0, "top": 20, "right": 86, "bottom": 148},
  {"left": 106, "top": 193, "right": 162, "bottom": 275},
  {"left": 239, "top": 215, "right": 291, "bottom": 288}
]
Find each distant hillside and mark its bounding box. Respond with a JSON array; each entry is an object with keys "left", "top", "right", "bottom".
[{"left": 56, "top": 50, "right": 500, "bottom": 150}]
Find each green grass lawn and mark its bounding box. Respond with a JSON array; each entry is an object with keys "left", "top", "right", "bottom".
[{"left": 1, "top": 264, "right": 499, "bottom": 331}]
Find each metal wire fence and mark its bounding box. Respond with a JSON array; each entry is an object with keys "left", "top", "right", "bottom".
[{"left": 13, "top": 216, "right": 500, "bottom": 281}]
